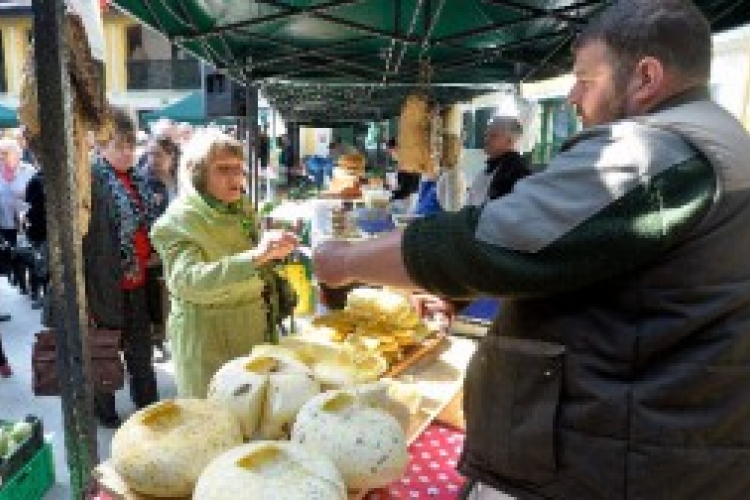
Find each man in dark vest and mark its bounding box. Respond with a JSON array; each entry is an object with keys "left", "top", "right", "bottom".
[
  {"left": 466, "top": 115, "right": 531, "bottom": 206},
  {"left": 313, "top": 1, "right": 750, "bottom": 498}
]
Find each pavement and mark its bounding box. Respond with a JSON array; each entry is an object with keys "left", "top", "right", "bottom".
[{"left": 0, "top": 277, "right": 177, "bottom": 499}]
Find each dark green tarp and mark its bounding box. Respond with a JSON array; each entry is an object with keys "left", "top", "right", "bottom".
[{"left": 113, "top": 0, "right": 750, "bottom": 123}]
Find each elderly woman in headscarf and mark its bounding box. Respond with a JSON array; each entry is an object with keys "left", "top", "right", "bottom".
[{"left": 150, "top": 129, "right": 298, "bottom": 398}]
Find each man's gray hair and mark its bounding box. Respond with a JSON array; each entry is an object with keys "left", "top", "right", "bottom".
[{"left": 487, "top": 116, "right": 523, "bottom": 139}]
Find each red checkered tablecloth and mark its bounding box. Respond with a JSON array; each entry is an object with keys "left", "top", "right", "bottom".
[{"left": 366, "top": 423, "right": 466, "bottom": 499}]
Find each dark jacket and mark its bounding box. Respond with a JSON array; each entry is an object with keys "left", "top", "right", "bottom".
[
  {"left": 401, "top": 88, "right": 750, "bottom": 499},
  {"left": 391, "top": 171, "right": 421, "bottom": 201},
  {"left": 24, "top": 171, "right": 45, "bottom": 244},
  {"left": 466, "top": 151, "right": 531, "bottom": 206},
  {"left": 83, "top": 160, "right": 127, "bottom": 327},
  {"left": 83, "top": 160, "right": 156, "bottom": 328},
  {"left": 146, "top": 175, "right": 171, "bottom": 218},
  {"left": 486, "top": 151, "right": 531, "bottom": 200}
]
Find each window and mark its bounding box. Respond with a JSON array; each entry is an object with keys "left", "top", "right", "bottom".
[{"left": 126, "top": 25, "right": 145, "bottom": 60}]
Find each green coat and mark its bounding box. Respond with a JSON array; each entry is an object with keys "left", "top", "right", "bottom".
[{"left": 150, "top": 188, "right": 267, "bottom": 398}]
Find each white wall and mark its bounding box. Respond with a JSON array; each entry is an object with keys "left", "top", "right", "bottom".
[
  {"left": 141, "top": 25, "right": 171, "bottom": 60},
  {"left": 711, "top": 25, "right": 750, "bottom": 121}
]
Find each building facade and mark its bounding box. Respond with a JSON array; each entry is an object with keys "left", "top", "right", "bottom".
[{"left": 0, "top": 1, "right": 200, "bottom": 122}]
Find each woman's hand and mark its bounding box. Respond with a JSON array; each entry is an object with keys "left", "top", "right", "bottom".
[{"left": 254, "top": 230, "right": 299, "bottom": 266}]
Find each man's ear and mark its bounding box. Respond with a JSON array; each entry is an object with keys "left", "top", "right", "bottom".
[{"left": 631, "top": 57, "right": 665, "bottom": 109}]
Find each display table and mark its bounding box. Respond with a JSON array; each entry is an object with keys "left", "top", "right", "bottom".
[
  {"left": 366, "top": 423, "right": 466, "bottom": 500},
  {"left": 93, "top": 336, "right": 476, "bottom": 499}
]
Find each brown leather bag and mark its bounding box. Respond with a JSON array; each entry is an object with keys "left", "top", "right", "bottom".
[{"left": 32, "top": 328, "right": 125, "bottom": 396}]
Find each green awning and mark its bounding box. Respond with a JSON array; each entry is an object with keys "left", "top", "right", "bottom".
[
  {"left": 112, "top": 0, "right": 750, "bottom": 124},
  {"left": 143, "top": 91, "right": 235, "bottom": 125},
  {"left": 0, "top": 102, "right": 19, "bottom": 129}
]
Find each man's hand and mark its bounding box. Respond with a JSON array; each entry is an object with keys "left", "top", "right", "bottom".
[
  {"left": 254, "top": 230, "right": 299, "bottom": 266},
  {"left": 314, "top": 231, "right": 417, "bottom": 290},
  {"left": 313, "top": 240, "right": 355, "bottom": 288}
]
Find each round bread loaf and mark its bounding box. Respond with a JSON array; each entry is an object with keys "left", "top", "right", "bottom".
[
  {"left": 194, "top": 441, "right": 346, "bottom": 500},
  {"left": 291, "top": 389, "right": 408, "bottom": 490},
  {"left": 111, "top": 399, "right": 243, "bottom": 497}
]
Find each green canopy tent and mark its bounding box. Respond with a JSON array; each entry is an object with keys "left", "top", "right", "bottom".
[
  {"left": 111, "top": 0, "right": 750, "bottom": 125},
  {"left": 0, "top": 102, "right": 19, "bottom": 129},
  {"left": 142, "top": 91, "right": 235, "bottom": 125},
  {"left": 29, "top": 2, "right": 750, "bottom": 498}
]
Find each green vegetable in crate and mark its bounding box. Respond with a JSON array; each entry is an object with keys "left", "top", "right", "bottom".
[
  {"left": 0, "top": 428, "right": 7, "bottom": 457},
  {"left": 5, "top": 436, "right": 20, "bottom": 458},
  {"left": 9, "top": 421, "right": 33, "bottom": 443}
]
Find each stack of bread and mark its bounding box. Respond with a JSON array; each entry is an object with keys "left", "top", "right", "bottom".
[
  {"left": 337, "top": 153, "right": 366, "bottom": 177},
  {"left": 441, "top": 104, "right": 463, "bottom": 170},
  {"left": 398, "top": 94, "right": 436, "bottom": 175},
  {"left": 308, "top": 287, "right": 432, "bottom": 367},
  {"left": 109, "top": 339, "right": 416, "bottom": 499}
]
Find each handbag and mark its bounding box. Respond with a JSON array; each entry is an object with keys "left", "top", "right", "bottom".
[
  {"left": 31, "top": 327, "right": 125, "bottom": 396},
  {"left": 273, "top": 270, "right": 298, "bottom": 320}
]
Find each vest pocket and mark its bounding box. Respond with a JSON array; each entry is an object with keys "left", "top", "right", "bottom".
[{"left": 463, "top": 335, "right": 565, "bottom": 485}]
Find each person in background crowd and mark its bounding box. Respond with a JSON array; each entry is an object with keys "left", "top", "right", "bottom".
[
  {"left": 328, "top": 138, "right": 344, "bottom": 166},
  {"left": 134, "top": 130, "right": 150, "bottom": 173},
  {"left": 15, "top": 126, "right": 38, "bottom": 167},
  {"left": 0, "top": 138, "right": 35, "bottom": 295},
  {"left": 146, "top": 135, "right": 179, "bottom": 206},
  {"left": 0, "top": 332, "right": 9, "bottom": 377},
  {"left": 257, "top": 125, "right": 270, "bottom": 171},
  {"left": 177, "top": 123, "right": 194, "bottom": 148},
  {"left": 413, "top": 170, "right": 443, "bottom": 217},
  {"left": 386, "top": 138, "right": 420, "bottom": 210},
  {"left": 0, "top": 295, "right": 10, "bottom": 377},
  {"left": 329, "top": 138, "right": 359, "bottom": 165},
  {"left": 278, "top": 135, "right": 294, "bottom": 188},
  {"left": 84, "top": 108, "right": 160, "bottom": 428},
  {"left": 150, "top": 129, "right": 298, "bottom": 398},
  {"left": 23, "top": 167, "right": 47, "bottom": 310},
  {"left": 314, "top": 1, "right": 750, "bottom": 498},
  {"left": 144, "top": 134, "right": 180, "bottom": 361},
  {"left": 465, "top": 115, "right": 531, "bottom": 207}
]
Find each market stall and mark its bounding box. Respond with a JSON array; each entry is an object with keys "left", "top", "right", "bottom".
[{"left": 18, "top": 1, "right": 750, "bottom": 499}]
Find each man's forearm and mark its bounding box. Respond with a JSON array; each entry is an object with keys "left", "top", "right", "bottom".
[{"left": 343, "top": 230, "right": 420, "bottom": 290}]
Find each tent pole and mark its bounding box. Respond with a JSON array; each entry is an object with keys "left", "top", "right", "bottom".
[
  {"left": 32, "top": 0, "right": 98, "bottom": 497},
  {"left": 246, "top": 83, "right": 260, "bottom": 210}
]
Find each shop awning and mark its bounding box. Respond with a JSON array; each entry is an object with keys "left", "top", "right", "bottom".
[
  {"left": 142, "top": 91, "right": 235, "bottom": 125},
  {"left": 112, "top": 0, "right": 750, "bottom": 123}
]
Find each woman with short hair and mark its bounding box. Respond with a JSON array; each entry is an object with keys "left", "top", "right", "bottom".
[
  {"left": 145, "top": 134, "right": 179, "bottom": 208},
  {"left": 83, "top": 108, "right": 160, "bottom": 427},
  {"left": 150, "top": 129, "right": 298, "bottom": 398},
  {"left": 143, "top": 134, "right": 180, "bottom": 361}
]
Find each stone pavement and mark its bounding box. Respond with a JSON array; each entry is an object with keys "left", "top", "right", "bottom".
[{"left": 0, "top": 278, "right": 177, "bottom": 499}]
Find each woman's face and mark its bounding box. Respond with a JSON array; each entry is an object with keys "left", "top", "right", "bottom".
[
  {"left": 148, "top": 144, "right": 174, "bottom": 177},
  {"left": 102, "top": 133, "right": 136, "bottom": 173},
  {"left": 206, "top": 151, "right": 245, "bottom": 203}
]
